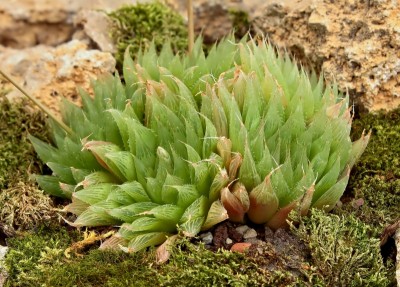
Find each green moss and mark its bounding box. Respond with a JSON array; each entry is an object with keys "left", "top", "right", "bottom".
[
  {"left": 158, "top": 239, "right": 271, "bottom": 287},
  {"left": 108, "top": 2, "right": 188, "bottom": 70},
  {"left": 0, "top": 98, "right": 49, "bottom": 189},
  {"left": 0, "top": 98, "right": 52, "bottom": 233},
  {"left": 5, "top": 228, "right": 309, "bottom": 286},
  {"left": 291, "top": 209, "right": 392, "bottom": 286},
  {"left": 0, "top": 181, "right": 54, "bottom": 233},
  {"left": 345, "top": 108, "right": 400, "bottom": 228},
  {"left": 228, "top": 9, "right": 251, "bottom": 39},
  {"left": 4, "top": 224, "right": 80, "bottom": 286}
]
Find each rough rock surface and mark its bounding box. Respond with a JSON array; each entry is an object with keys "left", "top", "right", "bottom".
[
  {"left": 0, "top": 40, "right": 115, "bottom": 115},
  {"left": 166, "top": 0, "right": 264, "bottom": 43},
  {"left": 253, "top": 0, "right": 400, "bottom": 112},
  {"left": 73, "top": 10, "right": 115, "bottom": 53},
  {"left": 0, "top": 0, "right": 146, "bottom": 48}
]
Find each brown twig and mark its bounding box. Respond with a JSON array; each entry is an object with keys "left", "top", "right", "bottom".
[
  {"left": 0, "top": 69, "right": 73, "bottom": 135},
  {"left": 187, "top": 0, "right": 194, "bottom": 54},
  {"left": 396, "top": 227, "right": 400, "bottom": 287}
]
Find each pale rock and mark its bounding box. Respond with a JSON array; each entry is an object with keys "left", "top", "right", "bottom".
[
  {"left": 200, "top": 232, "right": 213, "bottom": 245},
  {"left": 0, "top": 40, "right": 115, "bottom": 115},
  {"left": 73, "top": 10, "right": 116, "bottom": 53},
  {"left": 243, "top": 228, "right": 257, "bottom": 239},
  {"left": 0, "top": 0, "right": 146, "bottom": 48},
  {"left": 253, "top": 0, "right": 400, "bottom": 112},
  {"left": 235, "top": 225, "right": 250, "bottom": 235},
  {"left": 0, "top": 246, "right": 7, "bottom": 261},
  {"left": 226, "top": 238, "right": 233, "bottom": 245}
]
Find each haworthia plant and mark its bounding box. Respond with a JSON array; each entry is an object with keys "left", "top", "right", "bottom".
[{"left": 30, "top": 37, "right": 369, "bottom": 252}]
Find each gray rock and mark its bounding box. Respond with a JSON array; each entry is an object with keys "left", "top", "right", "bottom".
[
  {"left": 0, "top": 246, "right": 8, "bottom": 287},
  {"left": 200, "top": 232, "right": 213, "bottom": 245},
  {"left": 0, "top": 246, "right": 7, "bottom": 261},
  {"left": 235, "top": 225, "right": 250, "bottom": 235},
  {"left": 243, "top": 228, "right": 257, "bottom": 239},
  {"left": 73, "top": 10, "right": 115, "bottom": 53}
]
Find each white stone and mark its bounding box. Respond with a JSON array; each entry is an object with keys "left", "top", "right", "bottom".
[
  {"left": 200, "top": 232, "right": 213, "bottom": 245},
  {"left": 226, "top": 238, "right": 233, "bottom": 245},
  {"left": 0, "top": 246, "right": 7, "bottom": 261},
  {"left": 235, "top": 225, "right": 250, "bottom": 235},
  {"left": 243, "top": 228, "right": 257, "bottom": 239}
]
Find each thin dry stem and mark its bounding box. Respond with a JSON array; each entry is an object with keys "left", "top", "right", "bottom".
[
  {"left": 187, "top": 0, "right": 194, "bottom": 53},
  {"left": 0, "top": 69, "right": 73, "bottom": 134}
]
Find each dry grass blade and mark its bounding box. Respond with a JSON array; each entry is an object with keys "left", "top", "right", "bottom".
[{"left": 0, "top": 69, "right": 73, "bottom": 135}]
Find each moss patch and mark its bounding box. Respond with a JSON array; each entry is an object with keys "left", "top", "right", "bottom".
[
  {"left": 108, "top": 2, "right": 188, "bottom": 70},
  {"left": 5, "top": 212, "right": 393, "bottom": 287},
  {"left": 5, "top": 227, "right": 312, "bottom": 286},
  {"left": 292, "top": 209, "right": 392, "bottom": 286},
  {"left": 0, "top": 182, "right": 54, "bottom": 235},
  {"left": 345, "top": 108, "right": 400, "bottom": 229},
  {"left": 0, "top": 98, "right": 49, "bottom": 189},
  {"left": 0, "top": 98, "right": 53, "bottom": 234},
  {"left": 228, "top": 9, "right": 251, "bottom": 39},
  {"left": 4, "top": 224, "right": 80, "bottom": 287}
]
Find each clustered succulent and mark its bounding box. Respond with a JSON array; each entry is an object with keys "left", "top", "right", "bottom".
[{"left": 31, "top": 37, "right": 369, "bottom": 252}]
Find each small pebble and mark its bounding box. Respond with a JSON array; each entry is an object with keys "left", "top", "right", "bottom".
[
  {"left": 235, "top": 225, "right": 250, "bottom": 235},
  {"left": 0, "top": 246, "right": 8, "bottom": 261},
  {"left": 243, "top": 228, "right": 257, "bottom": 239},
  {"left": 199, "top": 232, "right": 213, "bottom": 245},
  {"left": 231, "top": 242, "right": 251, "bottom": 253},
  {"left": 226, "top": 238, "right": 233, "bottom": 245}
]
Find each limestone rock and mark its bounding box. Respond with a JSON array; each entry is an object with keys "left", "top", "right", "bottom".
[
  {"left": 243, "top": 228, "right": 257, "bottom": 239},
  {"left": 73, "top": 10, "right": 116, "bottom": 53},
  {"left": 253, "top": 0, "right": 400, "bottom": 112},
  {"left": 0, "top": 40, "right": 115, "bottom": 115},
  {"left": 0, "top": 0, "right": 145, "bottom": 48},
  {"left": 200, "top": 232, "right": 213, "bottom": 245},
  {"left": 0, "top": 245, "right": 8, "bottom": 287}
]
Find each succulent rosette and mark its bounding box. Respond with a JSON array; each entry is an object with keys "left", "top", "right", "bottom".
[{"left": 30, "top": 37, "right": 369, "bottom": 252}]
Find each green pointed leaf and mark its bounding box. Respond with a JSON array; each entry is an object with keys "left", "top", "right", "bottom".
[
  {"left": 73, "top": 183, "right": 115, "bottom": 205},
  {"left": 239, "top": 141, "right": 261, "bottom": 190},
  {"left": 47, "top": 162, "right": 75, "bottom": 184},
  {"left": 78, "top": 171, "right": 119, "bottom": 188},
  {"left": 105, "top": 151, "right": 136, "bottom": 181},
  {"left": 73, "top": 203, "right": 121, "bottom": 227},
  {"left": 148, "top": 204, "right": 184, "bottom": 222},
  {"left": 208, "top": 169, "right": 229, "bottom": 203},
  {"left": 201, "top": 200, "right": 228, "bottom": 231},
  {"left": 36, "top": 175, "right": 68, "bottom": 198},
  {"left": 107, "top": 202, "right": 158, "bottom": 223},
  {"left": 126, "top": 232, "right": 170, "bottom": 253},
  {"left": 312, "top": 167, "right": 350, "bottom": 211},
  {"left": 119, "top": 181, "right": 150, "bottom": 202}
]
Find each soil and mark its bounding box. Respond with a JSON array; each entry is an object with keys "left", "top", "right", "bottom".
[{"left": 197, "top": 220, "right": 311, "bottom": 280}]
